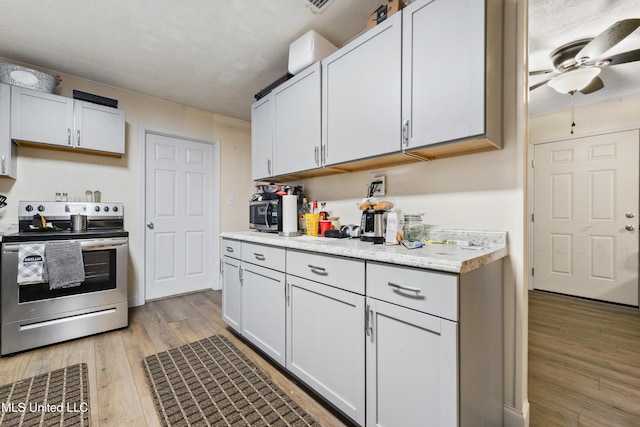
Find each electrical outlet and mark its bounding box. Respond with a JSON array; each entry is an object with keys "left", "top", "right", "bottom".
[{"left": 370, "top": 174, "right": 386, "bottom": 197}]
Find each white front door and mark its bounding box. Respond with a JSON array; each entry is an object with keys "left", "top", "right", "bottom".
[
  {"left": 533, "top": 130, "right": 639, "bottom": 306},
  {"left": 145, "top": 131, "right": 215, "bottom": 300}
]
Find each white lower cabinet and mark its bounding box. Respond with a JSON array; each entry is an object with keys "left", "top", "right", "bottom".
[
  {"left": 241, "top": 264, "right": 286, "bottom": 366},
  {"left": 286, "top": 275, "right": 365, "bottom": 425},
  {"left": 366, "top": 297, "right": 458, "bottom": 427},
  {"left": 221, "top": 239, "right": 242, "bottom": 334}
]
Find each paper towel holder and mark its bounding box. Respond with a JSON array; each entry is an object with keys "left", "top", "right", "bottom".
[{"left": 278, "top": 187, "right": 300, "bottom": 237}]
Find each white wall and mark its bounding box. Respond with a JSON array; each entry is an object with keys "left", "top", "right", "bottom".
[{"left": 0, "top": 57, "right": 253, "bottom": 306}]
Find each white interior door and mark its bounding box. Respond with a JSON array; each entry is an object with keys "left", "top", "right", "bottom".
[
  {"left": 145, "top": 132, "right": 214, "bottom": 300},
  {"left": 533, "top": 130, "right": 639, "bottom": 306}
]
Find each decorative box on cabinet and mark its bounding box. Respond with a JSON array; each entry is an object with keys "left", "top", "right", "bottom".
[
  {"left": 0, "top": 84, "right": 17, "bottom": 178},
  {"left": 10, "top": 86, "right": 125, "bottom": 156}
]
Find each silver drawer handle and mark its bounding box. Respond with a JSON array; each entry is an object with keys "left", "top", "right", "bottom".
[
  {"left": 226, "top": 247, "right": 234, "bottom": 253},
  {"left": 254, "top": 253, "right": 266, "bottom": 261},
  {"left": 388, "top": 282, "right": 421, "bottom": 294},
  {"left": 308, "top": 264, "right": 327, "bottom": 275}
]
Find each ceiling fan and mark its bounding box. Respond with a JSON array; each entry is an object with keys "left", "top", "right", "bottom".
[{"left": 530, "top": 18, "right": 640, "bottom": 94}]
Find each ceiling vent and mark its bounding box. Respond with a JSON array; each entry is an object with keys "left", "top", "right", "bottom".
[{"left": 303, "top": 0, "right": 335, "bottom": 13}]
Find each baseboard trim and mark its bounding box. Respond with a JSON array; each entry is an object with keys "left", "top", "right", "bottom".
[{"left": 504, "top": 401, "right": 530, "bottom": 427}]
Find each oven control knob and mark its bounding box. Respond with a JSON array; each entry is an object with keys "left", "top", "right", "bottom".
[
  {"left": 112, "top": 206, "right": 118, "bottom": 212},
  {"left": 25, "top": 205, "right": 33, "bottom": 212},
  {"left": 37, "top": 205, "right": 45, "bottom": 212},
  {"left": 94, "top": 206, "right": 101, "bottom": 212},
  {"left": 104, "top": 206, "right": 110, "bottom": 212}
]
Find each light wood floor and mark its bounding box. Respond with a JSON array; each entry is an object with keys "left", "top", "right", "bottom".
[
  {"left": 528, "top": 290, "right": 640, "bottom": 426},
  {"left": 0, "top": 290, "right": 352, "bottom": 427}
]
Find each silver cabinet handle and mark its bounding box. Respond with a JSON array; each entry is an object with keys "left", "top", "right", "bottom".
[
  {"left": 267, "top": 158, "right": 272, "bottom": 176},
  {"left": 77, "top": 129, "right": 81, "bottom": 146},
  {"left": 321, "top": 144, "right": 326, "bottom": 165},
  {"left": 625, "top": 224, "right": 636, "bottom": 231},
  {"left": 314, "top": 146, "right": 319, "bottom": 166},
  {"left": 402, "top": 118, "right": 409, "bottom": 147},
  {"left": 388, "top": 282, "right": 421, "bottom": 294},
  {"left": 146, "top": 222, "right": 154, "bottom": 229},
  {"left": 226, "top": 246, "right": 234, "bottom": 253},
  {"left": 239, "top": 265, "right": 243, "bottom": 284},
  {"left": 1, "top": 155, "right": 5, "bottom": 174},
  {"left": 67, "top": 128, "right": 72, "bottom": 145},
  {"left": 308, "top": 264, "right": 327, "bottom": 275},
  {"left": 365, "top": 304, "right": 373, "bottom": 337},
  {"left": 254, "top": 253, "right": 266, "bottom": 261}
]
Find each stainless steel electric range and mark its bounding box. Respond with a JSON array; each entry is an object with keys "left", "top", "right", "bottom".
[{"left": 0, "top": 201, "right": 129, "bottom": 355}]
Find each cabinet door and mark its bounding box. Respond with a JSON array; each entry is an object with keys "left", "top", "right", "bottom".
[
  {"left": 273, "top": 62, "right": 321, "bottom": 176},
  {"left": 366, "top": 298, "right": 458, "bottom": 427},
  {"left": 74, "top": 100, "right": 125, "bottom": 154},
  {"left": 241, "top": 263, "right": 285, "bottom": 366},
  {"left": 221, "top": 257, "right": 242, "bottom": 334},
  {"left": 251, "top": 95, "right": 274, "bottom": 180},
  {"left": 10, "top": 86, "right": 73, "bottom": 147},
  {"left": 0, "top": 84, "right": 16, "bottom": 178},
  {"left": 402, "top": 0, "right": 485, "bottom": 149},
  {"left": 287, "top": 276, "right": 365, "bottom": 425},
  {"left": 322, "top": 12, "right": 401, "bottom": 166}
]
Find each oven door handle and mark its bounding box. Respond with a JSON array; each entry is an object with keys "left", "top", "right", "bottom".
[{"left": 2, "top": 237, "right": 128, "bottom": 253}]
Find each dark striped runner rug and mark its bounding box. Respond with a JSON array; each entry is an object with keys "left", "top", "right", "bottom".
[
  {"left": 143, "top": 335, "right": 320, "bottom": 426},
  {"left": 0, "top": 363, "right": 90, "bottom": 426}
]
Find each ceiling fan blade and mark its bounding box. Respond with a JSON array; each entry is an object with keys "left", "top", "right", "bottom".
[
  {"left": 605, "top": 48, "right": 640, "bottom": 66},
  {"left": 529, "top": 69, "right": 555, "bottom": 76},
  {"left": 575, "top": 19, "right": 640, "bottom": 61},
  {"left": 579, "top": 76, "right": 604, "bottom": 94},
  {"left": 529, "top": 78, "right": 552, "bottom": 91}
]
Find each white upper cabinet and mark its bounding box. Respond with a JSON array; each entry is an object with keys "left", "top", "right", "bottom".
[
  {"left": 10, "top": 86, "right": 125, "bottom": 156},
  {"left": 273, "top": 62, "right": 321, "bottom": 176},
  {"left": 0, "top": 84, "right": 17, "bottom": 179},
  {"left": 251, "top": 95, "right": 274, "bottom": 181},
  {"left": 322, "top": 12, "right": 402, "bottom": 167},
  {"left": 251, "top": 62, "right": 322, "bottom": 180},
  {"left": 402, "top": 0, "right": 502, "bottom": 155}
]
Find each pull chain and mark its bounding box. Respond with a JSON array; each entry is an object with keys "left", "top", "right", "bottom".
[{"left": 570, "top": 91, "right": 576, "bottom": 134}]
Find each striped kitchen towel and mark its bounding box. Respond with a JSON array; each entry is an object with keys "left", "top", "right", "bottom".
[
  {"left": 45, "top": 241, "right": 85, "bottom": 290},
  {"left": 17, "top": 243, "right": 47, "bottom": 284}
]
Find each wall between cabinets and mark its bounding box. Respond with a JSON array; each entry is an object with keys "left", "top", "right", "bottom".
[{"left": 0, "top": 57, "right": 253, "bottom": 306}]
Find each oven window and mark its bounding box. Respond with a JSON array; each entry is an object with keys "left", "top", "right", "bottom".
[{"left": 19, "top": 248, "right": 117, "bottom": 303}]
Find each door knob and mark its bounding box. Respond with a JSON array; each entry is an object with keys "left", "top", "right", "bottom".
[
  {"left": 626, "top": 212, "right": 636, "bottom": 218},
  {"left": 625, "top": 224, "right": 635, "bottom": 231},
  {"left": 147, "top": 222, "right": 154, "bottom": 229}
]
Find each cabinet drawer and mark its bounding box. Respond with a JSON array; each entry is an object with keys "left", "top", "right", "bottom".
[
  {"left": 222, "top": 239, "right": 241, "bottom": 259},
  {"left": 367, "top": 262, "right": 458, "bottom": 321},
  {"left": 287, "top": 250, "right": 364, "bottom": 295},
  {"left": 241, "top": 242, "right": 285, "bottom": 271}
]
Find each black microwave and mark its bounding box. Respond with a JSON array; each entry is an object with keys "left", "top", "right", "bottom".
[{"left": 249, "top": 200, "right": 279, "bottom": 232}]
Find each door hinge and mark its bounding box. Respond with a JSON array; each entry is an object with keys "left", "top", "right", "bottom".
[
  {"left": 531, "top": 213, "right": 534, "bottom": 222},
  {"left": 532, "top": 159, "right": 535, "bottom": 168},
  {"left": 531, "top": 268, "right": 534, "bottom": 276}
]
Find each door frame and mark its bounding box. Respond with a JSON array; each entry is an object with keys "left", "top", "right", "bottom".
[
  {"left": 528, "top": 126, "right": 639, "bottom": 292},
  {"left": 138, "top": 126, "right": 221, "bottom": 306}
]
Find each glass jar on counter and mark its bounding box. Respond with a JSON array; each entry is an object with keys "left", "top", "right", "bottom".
[{"left": 403, "top": 214, "right": 424, "bottom": 242}]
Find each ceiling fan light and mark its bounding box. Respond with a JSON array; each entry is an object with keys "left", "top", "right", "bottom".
[{"left": 548, "top": 68, "right": 602, "bottom": 94}]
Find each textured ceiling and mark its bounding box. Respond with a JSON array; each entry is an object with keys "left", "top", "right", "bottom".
[
  {"left": 0, "top": 0, "right": 379, "bottom": 121},
  {"left": 0, "top": 1, "right": 638, "bottom": 121},
  {"left": 528, "top": 0, "right": 640, "bottom": 116}
]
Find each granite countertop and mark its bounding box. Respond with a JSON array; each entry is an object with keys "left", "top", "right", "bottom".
[{"left": 220, "top": 228, "right": 508, "bottom": 274}]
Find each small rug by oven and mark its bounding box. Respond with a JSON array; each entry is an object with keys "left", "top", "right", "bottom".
[
  {"left": 143, "top": 335, "right": 320, "bottom": 426},
  {"left": 0, "top": 363, "right": 90, "bottom": 426}
]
